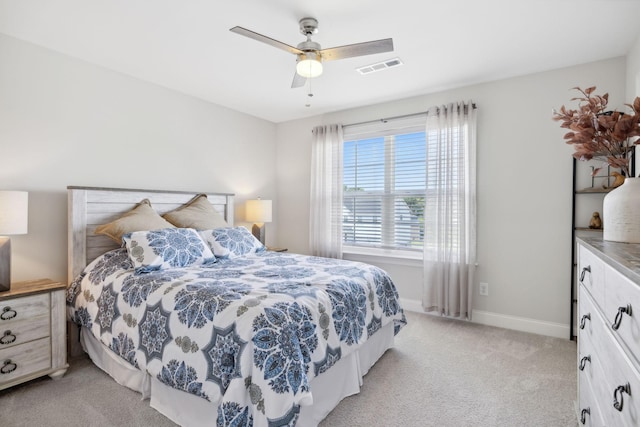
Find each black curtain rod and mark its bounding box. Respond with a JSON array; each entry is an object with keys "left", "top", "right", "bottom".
[{"left": 344, "top": 102, "right": 477, "bottom": 128}]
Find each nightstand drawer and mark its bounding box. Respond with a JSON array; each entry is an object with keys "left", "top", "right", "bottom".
[
  {"left": 0, "top": 293, "right": 49, "bottom": 325},
  {"left": 0, "top": 314, "right": 50, "bottom": 349},
  {"left": 0, "top": 337, "right": 51, "bottom": 385}
]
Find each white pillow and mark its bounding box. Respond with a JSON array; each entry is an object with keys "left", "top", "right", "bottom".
[
  {"left": 199, "top": 227, "right": 265, "bottom": 259},
  {"left": 123, "top": 228, "right": 216, "bottom": 274}
]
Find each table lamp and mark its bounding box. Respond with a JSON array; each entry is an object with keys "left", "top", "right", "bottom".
[
  {"left": 0, "top": 191, "right": 28, "bottom": 292},
  {"left": 246, "top": 198, "right": 272, "bottom": 245}
]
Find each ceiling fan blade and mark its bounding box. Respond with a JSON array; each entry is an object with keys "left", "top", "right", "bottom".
[
  {"left": 230, "top": 26, "right": 304, "bottom": 55},
  {"left": 291, "top": 72, "right": 306, "bottom": 88},
  {"left": 320, "top": 38, "right": 394, "bottom": 61}
]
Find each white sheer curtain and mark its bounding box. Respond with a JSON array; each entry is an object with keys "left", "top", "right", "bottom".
[
  {"left": 423, "top": 102, "right": 477, "bottom": 319},
  {"left": 309, "top": 124, "right": 344, "bottom": 258}
]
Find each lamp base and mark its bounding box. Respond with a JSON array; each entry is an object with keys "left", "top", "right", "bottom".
[
  {"left": 252, "top": 223, "right": 266, "bottom": 245},
  {"left": 0, "top": 237, "right": 11, "bottom": 292}
]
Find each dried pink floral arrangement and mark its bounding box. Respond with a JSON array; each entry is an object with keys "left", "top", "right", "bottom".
[{"left": 553, "top": 86, "right": 640, "bottom": 178}]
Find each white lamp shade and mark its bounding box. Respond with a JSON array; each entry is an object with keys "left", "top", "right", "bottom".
[
  {"left": 0, "top": 191, "right": 28, "bottom": 235},
  {"left": 296, "top": 56, "right": 323, "bottom": 78},
  {"left": 246, "top": 199, "right": 272, "bottom": 223}
]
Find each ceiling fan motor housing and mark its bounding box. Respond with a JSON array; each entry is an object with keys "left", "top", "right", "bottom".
[
  {"left": 297, "top": 40, "right": 322, "bottom": 54},
  {"left": 299, "top": 17, "right": 319, "bottom": 36},
  {"left": 297, "top": 51, "right": 321, "bottom": 63}
]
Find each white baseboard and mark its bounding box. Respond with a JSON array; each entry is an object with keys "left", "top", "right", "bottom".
[
  {"left": 399, "top": 298, "right": 423, "bottom": 313},
  {"left": 399, "top": 298, "right": 570, "bottom": 339},
  {"left": 471, "top": 310, "right": 570, "bottom": 339}
]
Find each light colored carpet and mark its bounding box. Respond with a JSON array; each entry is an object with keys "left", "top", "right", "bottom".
[
  {"left": 321, "top": 312, "right": 577, "bottom": 427},
  {"left": 0, "top": 311, "right": 577, "bottom": 426}
]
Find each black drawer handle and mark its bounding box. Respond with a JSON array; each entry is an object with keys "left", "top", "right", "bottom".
[
  {"left": 613, "top": 383, "right": 631, "bottom": 412},
  {"left": 0, "top": 330, "right": 16, "bottom": 345},
  {"left": 0, "top": 306, "right": 17, "bottom": 320},
  {"left": 580, "top": 313, "right": 591, "bottom": 329},
  {"left": 0, "top": 359, "right": 17, "bottom": 374},
  {"left": 580, "top": 265, "right": 591, "bottom": 283},
  {"left": 579, "top": 355, "right": 591, "bottom": 371},
  {"left": 612, "top": 304, "right": 632, "bottom": 330},
  {"left": 580, "top": 407, "right": 590, "bottom": 424}
]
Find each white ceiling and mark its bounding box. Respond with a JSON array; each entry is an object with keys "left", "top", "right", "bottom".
[{"left": 1, "top": 0, "right": 640, "bottom": 123}]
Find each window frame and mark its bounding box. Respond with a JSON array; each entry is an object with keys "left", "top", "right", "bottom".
[{"left": 341, "top": 118, "right": 427, "bottom": 257}]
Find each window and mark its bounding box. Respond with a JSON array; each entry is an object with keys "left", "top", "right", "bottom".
[{"left": 342, "top": 117, "right": 427, "bottom": 253}]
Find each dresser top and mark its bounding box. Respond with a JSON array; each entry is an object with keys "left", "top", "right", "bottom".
[{"left": 578, "top": 236, "right": 640, "bottom": 284}]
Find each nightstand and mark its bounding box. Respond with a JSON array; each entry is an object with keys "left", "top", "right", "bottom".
[
  {"left": 0, "top": 279, "right": 68, "bottom": 390},
  {"left": 267, "top": 247, "right": 288, "bottom": 252}
]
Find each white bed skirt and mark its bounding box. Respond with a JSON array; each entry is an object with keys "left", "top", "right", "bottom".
[{"left": 80, "top": 321, "right": 395, "bottom": 426}]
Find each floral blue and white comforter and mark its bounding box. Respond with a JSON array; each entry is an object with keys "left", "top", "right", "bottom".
[{"left": 67, "top": 249, "right": 406, "bottom": 426}]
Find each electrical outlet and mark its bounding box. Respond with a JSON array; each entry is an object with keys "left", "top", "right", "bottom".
[{"left": 479, "top": 282, "right": 489, "bottom": 296}]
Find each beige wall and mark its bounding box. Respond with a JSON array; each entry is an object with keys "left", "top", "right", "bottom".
[
  {"left": 628, "top": 32, "right": 640, "bottom": 99},
  {"left": 0, "top": 34, "right": 278, "bottom": 284},
  {"left": 275, "top": 57, "right": 628, "bottom": 336},
  {"left": 627, "top": 32, "right": 640, "bottom": 178},
  {"left": 1, "top": 29, "right": 633, "bottom": 337}
]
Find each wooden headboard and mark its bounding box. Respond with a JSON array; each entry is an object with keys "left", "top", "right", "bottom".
[{"left": 67, "top": 186, "right": 235, "bottom": 284}]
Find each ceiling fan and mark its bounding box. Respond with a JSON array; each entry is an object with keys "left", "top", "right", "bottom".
[{"left": 230, "top": 17, "right": 394, "bottom": 88}]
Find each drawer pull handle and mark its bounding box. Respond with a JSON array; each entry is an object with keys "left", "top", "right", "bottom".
[
  {"left": 612, "top": 304, "right": 632, "bottom": 330},
  {"left": 0, "top": 359, "right": 17, "bottom": 374},
  {"left": 580, "top": 265, "right": 591, "bottom": 283},
  {"left": 579, "top": 355, "right": 591, "bottom": 371},
  {"left": 580, "top": 313, "right": 591, "bottom": 329},
  {"left": 0, "top": 306, "right": 17, "bottom": 320},
  {"left": 613, "top": 383, "right": 631, "bottom": 412},
  {"left": 580, "top": 407, "right": 590, "bottom": 424},
  {"left": 0, "top": 330, "right": 16, "bottom": 345}
]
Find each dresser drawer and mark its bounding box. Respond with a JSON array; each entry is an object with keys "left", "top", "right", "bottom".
[
  {"left": 0, "top": 337, "right": 51, "bottom": 386},
  {"left": 579, "top": 375, "right": 606, "bottom": 426},
  {"left": 604, "top": 265, "right": 640, "bottom": 366},
  {"left": 0, "top": 293, "right": 49, "bottom": 325},
  {"left": 579, "top": 288, "right": 615, "bottom": 415},
  {"left": 579, "top": 244, "right": 605, "bottom": 305},
  {"left": 578, "top": 330, "right": 597, "bottom": 386},
  {"left": 594, "top": 319, "right": 640, "bottom": 427},
  {"left": 0, "top": 314, "right": 50, "bottom": 349},
  {"left": 578, "top": 345, "right": 607, "bottom": 427},
  {"left": 578, "top": 286, "right": 601, "bottom": 346},
  {"left": 579, "top": 286, "right": 629, "bottom": 425}
]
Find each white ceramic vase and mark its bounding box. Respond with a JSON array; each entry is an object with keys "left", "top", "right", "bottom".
[{"left": 603, "top": 177, "right": 640, "bottom": 243}]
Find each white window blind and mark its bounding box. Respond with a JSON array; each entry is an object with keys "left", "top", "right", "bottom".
[{"left": 342, "top": 116, "right": 427, "bottom": 252}]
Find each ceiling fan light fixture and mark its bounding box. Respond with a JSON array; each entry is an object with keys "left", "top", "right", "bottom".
[{"left": 296, "top": 53, "right": 323, "bottom": 78}]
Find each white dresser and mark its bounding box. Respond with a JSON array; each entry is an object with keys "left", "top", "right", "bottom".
[{"left": 577, "top": 237, "right": 640, "bottom": 426}]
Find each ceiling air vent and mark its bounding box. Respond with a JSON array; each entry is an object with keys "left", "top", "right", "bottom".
[{"left": 356, "top": 58, "right": 403, "bottom": 75}]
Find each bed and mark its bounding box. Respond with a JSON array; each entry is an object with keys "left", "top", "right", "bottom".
[{"left": 66, "top": 186, "right": 406, "bottom": 427}]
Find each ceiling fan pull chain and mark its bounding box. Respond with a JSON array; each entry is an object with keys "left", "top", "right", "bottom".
[{"left": 306, "top": 80, "right": 313, "bottom": 107}]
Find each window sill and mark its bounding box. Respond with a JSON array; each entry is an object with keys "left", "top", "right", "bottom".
[{"left": 342, "top": 246, "right": 422, "bottom": 267}]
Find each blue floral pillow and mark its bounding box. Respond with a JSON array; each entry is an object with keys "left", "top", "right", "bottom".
[
  {"left": 199, "top": 227, "right": 265, "bottom": 259},
  {"left": 123, "top": 228, "right": 216, "bottom": 274}
]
